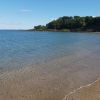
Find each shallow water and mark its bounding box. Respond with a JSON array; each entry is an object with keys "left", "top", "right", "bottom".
[
  {"left": 0, "top": 31, "right": 100, "bottom": 100},
  {"left": 0, "top": 30, "right": 100, "bottom": 70}
]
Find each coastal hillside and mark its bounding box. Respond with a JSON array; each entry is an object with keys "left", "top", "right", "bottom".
[{"left": 34, "top": 16, "right": 100, "bottom": 32}]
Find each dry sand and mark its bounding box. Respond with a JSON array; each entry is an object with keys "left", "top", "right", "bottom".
[{"left": 0, "top": 48, "right": 100, "bottom": 100}]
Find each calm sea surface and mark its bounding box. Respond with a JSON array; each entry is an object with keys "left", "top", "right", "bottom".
[{"left": 0, "top": 30, "right": 100, "bottom": 71}]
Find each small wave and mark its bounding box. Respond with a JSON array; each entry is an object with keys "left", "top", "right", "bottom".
[{"left": 63, "top": 77, "right": 100, "bottom": 100}]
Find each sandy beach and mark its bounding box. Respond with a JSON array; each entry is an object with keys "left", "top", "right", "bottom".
[
  {"left": 0, "top": 47, "right": 100, "bottom": 100},
  {"left": 0, "top": 0, "right": 100, "bottom": 99},
  {"left": 64, "top": 79, "right": 100, "bottom": 100}
]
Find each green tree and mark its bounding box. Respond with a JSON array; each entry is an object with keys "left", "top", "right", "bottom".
[
  {"left": 34, "top": 16, "right": 100, "bottom": 32},
  {"left": 34, "top": 25, "right": 47, "bottom": 30}
]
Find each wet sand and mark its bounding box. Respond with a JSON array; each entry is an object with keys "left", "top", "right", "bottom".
[
  {"left": 0, "top": 48, "right": 100, "bottom": 100},
  {"left": 64, "top": 79, "right": 100, "bottom": 100}
]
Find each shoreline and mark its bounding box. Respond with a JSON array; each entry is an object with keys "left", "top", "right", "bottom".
[
  {"left": 28, "top": 29, "right": 100, "bottom": 33},
  {"left": 0, "top": 29, "right": 100, "bottom": 34},
  {"left": 0, "top": 31, "right": 100, "bottom": 100},
  {"left": 0, "top": 50, "right": 100, "bottom": 100},
  {"left": 63, "top": 77, "right": 100, "bottom": 100}
]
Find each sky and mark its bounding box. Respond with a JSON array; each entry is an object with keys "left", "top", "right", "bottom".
[{"left": 0, "top": 0, "right": 100, "bottom": 29}]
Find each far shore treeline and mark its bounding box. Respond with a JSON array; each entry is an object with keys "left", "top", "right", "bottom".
[{"left": 33, "top": 16, "right": 100, "bottom": 32}]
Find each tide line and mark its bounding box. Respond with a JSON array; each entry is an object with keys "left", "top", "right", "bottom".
[{"left": 63, "top": 77, "right": 100, "bottom": 100}]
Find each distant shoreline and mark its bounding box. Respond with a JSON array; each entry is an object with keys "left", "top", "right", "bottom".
[
  {"left": 0, "top": 29, "right": 100, "bottom": 34},
  {"left": 28, "top": 29, "right": 100, "bottom": 33}
]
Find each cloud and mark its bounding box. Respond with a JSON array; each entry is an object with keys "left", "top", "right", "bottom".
[{"left": 20, "top": 9, "right": 32, "bottom": 13}]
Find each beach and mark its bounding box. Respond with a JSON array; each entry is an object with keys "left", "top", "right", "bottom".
[
  {"left": 0, "top": 31, "right": 100, "bottom": 100},
  {"left": 0, "top": 48, "right": 100, "bottom": 100},
  {"left": 0, "top": 0, "right": 100, "bottom": 99},
  {"left": 64, "top": 79, "right": 100, "bottom": 100}
]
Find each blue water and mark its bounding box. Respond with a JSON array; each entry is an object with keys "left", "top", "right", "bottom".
[{"left": 0, "top": 30, "right": 100, "bottom": 70}]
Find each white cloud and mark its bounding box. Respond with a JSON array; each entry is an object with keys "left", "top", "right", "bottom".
[{"left": 20, "top": 9, "right": 32, "bottom": 13}]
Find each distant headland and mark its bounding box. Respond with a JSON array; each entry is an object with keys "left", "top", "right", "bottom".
[{"left": 31, "top": 16, "right": 100, "bottom": 32}]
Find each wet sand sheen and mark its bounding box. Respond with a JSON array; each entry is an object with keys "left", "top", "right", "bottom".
[
  {"left": 64, "top": 79, "right": 100, "bottom": 100},
  {"left": 0, "top": 48, "right": 100, "bottom": 100}
]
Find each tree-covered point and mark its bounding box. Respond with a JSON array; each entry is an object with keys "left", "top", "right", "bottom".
[
  {"left": 34, "top": 25, "right": 47, "bottom": 31},
  {"left": 34, "top": 16, "right": 100, "bottom": 32}
]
